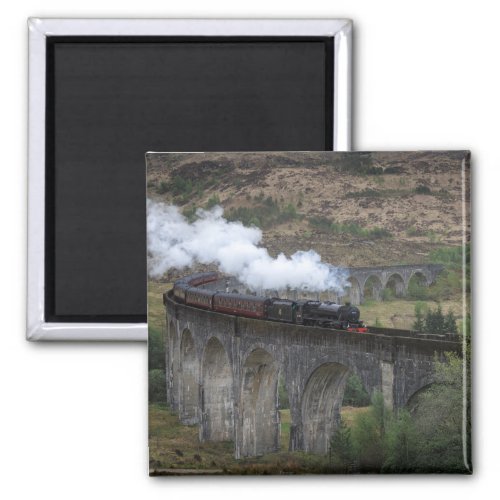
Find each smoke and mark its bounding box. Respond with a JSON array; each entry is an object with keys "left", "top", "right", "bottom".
[{"left": 147, "top": 199, "right": 349, "bottom": 293}]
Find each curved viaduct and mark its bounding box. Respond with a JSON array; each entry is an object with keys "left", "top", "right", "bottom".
[
  {"left": 163, "top": 292, "right": 460, "bottom": 459},
  {"left": 343, "top": 264, "right": 444, "bottom": 304}
]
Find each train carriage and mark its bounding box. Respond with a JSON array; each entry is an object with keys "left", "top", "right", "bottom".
[
  {"left": 185, "top": 287, "right": 216, "bottom": 310},
  {"left": 185, "top": 272, "right": 218, "bottom": 287},
  {"left": 173, "top": 280, "right": 190, "bottom": 303},
  {"left": 213, "top": 292, "right": 270, "bottom": 319}
]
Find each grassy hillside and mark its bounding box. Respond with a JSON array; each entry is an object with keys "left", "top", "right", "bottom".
[{"left": 147, "top": 151, "right": 470, "bottom": 269}]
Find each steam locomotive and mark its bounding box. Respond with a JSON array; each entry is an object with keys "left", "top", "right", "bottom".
[{"left": 167, "top": 272, "right": 367, "bottom": 333}]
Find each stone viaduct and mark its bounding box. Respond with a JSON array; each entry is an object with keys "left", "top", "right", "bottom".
[
  {"left": 163, "top": 291, "right": 460, "bottom": 459},
  {"left": 342, "top": 264, "right": 444, "bottom": 305}
]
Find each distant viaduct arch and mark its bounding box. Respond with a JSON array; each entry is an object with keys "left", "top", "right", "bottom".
[{"left": 342, "top": 264, "right": 444, "bottom": 304}]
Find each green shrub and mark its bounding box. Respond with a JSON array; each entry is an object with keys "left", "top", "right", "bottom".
[
  {"left": 343, "top": 373, "right": 371, "bottom": 407},
  {"left": 205, "top": 194, "right": 220, "bottom": 209},
  {"left": 226, "top": 200, "right": 299, "bottom": 229},
  {"left": 172, "top": 175, "right": 193, "bottom": 196},
  {"left": 381, "top": 288, "right": 394, "bottom": 301},
  {"left": 329, "top": 418, "right": 355, "bottom": 471},
  {"left": 412, "top": 302, "right": 428, "bottom": 331},
  {"left": 182, "top": 205, "right": 198, "bottom": 222},
  {"left": 341, "top": 355, "right": 469, "bottom": 473},
  {"left": 278, "top": 377, "right": 290, "bottom": 409},
  {"left": 350, "top": 392, "right": 386, "bottom": 471},
  {"left": 415, "top": 185, "right": 431, "bottom": 194},
  {"left": 149, "top": 369, "right": 166, "bottom": 403},
  {"left": 158, "top": 181, "right": 169, "bottom": 194},
  {"left": 383, "top": 410, "right": 418, "bottom": 472},
  {"left": 308, "top": 216, "right": 391, "bottom": 239},
  {"left": 430, "top": 246, "right": 465, "bottom": 268},
  {"left": 407, "top": 277, "right": 430, "bottom": 300},
  {"left": 148, "top": 327, "right": 165, "bottom": 371}
]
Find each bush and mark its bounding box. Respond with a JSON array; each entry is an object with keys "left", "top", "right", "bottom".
[
  {"left": 381, "top": 288, "right": 394, "bottom": 301},
  {"left": 172, "top": 175, "right": 193, "bottom": 196},
  {"left": 158, "top": 181, "right": 169, "bottom": 194},
  {"left": 383, "top": 410, "right": 418, "bottom": 472},
  {"left": 430, "top": 245, "right": 466, "bottom": 268},
  {"left": 308, "top": 217, "right": 391, "bottom": 239},
  {"left": 182, "top": 205, "right": 198, "bottom": 222},
  {"left": 226, "top": 200, "right": 299, "bottom": 229},
  {"left": 148, "top": 327, "right": 165, "bottom": 371},
  {"left": 205, "top": 194, "right": 220, "bottom": 209},
  {"left": 412, "top": 302, "right": 427, "bottom": 331},
  {"left": 421, "top": 304, "right": 457, "bottom": 334},
  {"left": 149, "top": 369, "right": 166, "bottom": 403},
  {"left": 339, "top": 355, "right": 470, "bottom": 473},
  {"left": 408, "top": 353, "right": 470, "bottom": 472},
  {"left": 407, "top": 277, "right": 430, "bottom": 300},
  {"left": 343, "top": 373, "right": 371, "bottom": 407},
  {"left": 414, "top": 185, "right": 431, "bottom": 194},
  {"left": 350, "top": 392, "right": 386, "bottom": 471},
  {"left": 329, "top": 418, "right": 355, "bottom": 471},
  {"left": 278, "top": 377, "right": 289, "bottom": 409}
]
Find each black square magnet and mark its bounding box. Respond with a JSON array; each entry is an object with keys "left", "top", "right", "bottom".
[{"left": 27, "top": 18, "right": 352, "bottom": 340}]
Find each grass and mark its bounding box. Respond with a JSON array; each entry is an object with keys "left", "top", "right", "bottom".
[
  {"left": 340, "top": 406, "right": 370, "bottom": 427},
  {"left": 358, "top": 298, "right": 463, "bottom": 330},
  {"left": 149, "top": 403, "right": 234, "bottom": 473},
  {"left": 148, "top": 281, "right": 171, "bottom": 332},
  {"left": 149, "top": 404, "right": 369, "bottom": 475}
]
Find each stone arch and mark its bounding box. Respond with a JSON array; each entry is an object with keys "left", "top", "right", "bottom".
[
  {"left": 363, "top": 275, "right": 383, "bottom": 302},
  {"left": 200, "top": 337, "right": 234, "bottom": 442},
  {"left": 179, "top": 329, "right": 199, "bottom": 425},
  {"left": 301, "top": 362, "right": 350, "bottom": 454},
  {"left": 404, "top": 382, "right": 435, "bottom": 412},
  {"left": 240, "top": 348, "right": 281, "bottom": 457},
  {"left": 384, "top": 273, "right": 406, "bottom": 299},
  {"left": 347, "top": 277, "right": 362, "bottom": 305},
  {"left": 409, "top": 270, "right": 431, "bottom": 286},
  {"left": 407, "top": 271, "right": 431, "bottom": 298}
]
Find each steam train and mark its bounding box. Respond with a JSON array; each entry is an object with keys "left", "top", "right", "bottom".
[{"left": 167, "top": 272, "right": 368, "bottom": 333}]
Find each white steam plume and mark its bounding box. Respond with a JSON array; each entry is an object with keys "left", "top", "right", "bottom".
[{"left": 147, "top": 200, "right": 349, "bottom": 293}]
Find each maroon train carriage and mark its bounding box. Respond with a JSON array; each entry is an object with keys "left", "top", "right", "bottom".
[
  {"left": 172, "top": 280, "right": 190, "bottom": 303},
  {"left": 184, "top": 272, "right": 218, "bottom": 287},
  {"left": 185, "top": 287, "right": 216, "bottom": 310},
  {"left": 172, "top": 272, "right": 218, "bottom": 303},
  {"left": 213, "top": 292, "right": 271, "bottom": 319}
]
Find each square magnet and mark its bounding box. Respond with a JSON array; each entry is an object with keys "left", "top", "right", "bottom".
[{"left": 27, "top": 18, "right": 353, "bottom": 340}]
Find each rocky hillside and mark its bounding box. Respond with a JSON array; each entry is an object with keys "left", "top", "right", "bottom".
[{"left": 146, "top": 151, "right": 470, "bottom": 270}]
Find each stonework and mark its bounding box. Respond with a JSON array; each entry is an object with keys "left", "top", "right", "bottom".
[
  {"left": 164, "top": 292, "right": 461, "bottom": 458},
  {"left": 344, "top": 264, "right": 444, "bottom": 304}
]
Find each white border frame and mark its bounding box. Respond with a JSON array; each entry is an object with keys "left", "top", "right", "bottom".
[{"left": 27, "top": 18, "right": 353, "bottom": 341}]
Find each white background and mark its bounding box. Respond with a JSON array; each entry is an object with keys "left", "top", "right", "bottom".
[{"left": 0, "top": 0, "right": 497, "bottom": 498}]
